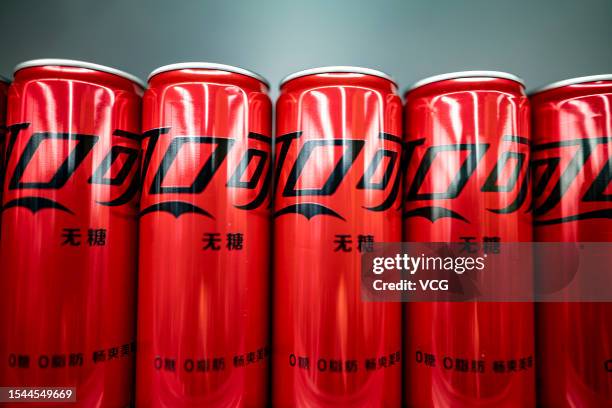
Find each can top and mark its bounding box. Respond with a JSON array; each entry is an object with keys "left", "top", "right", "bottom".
[
  {"left": 148, "top": 62, "right": 269, "bottom": 88},
  {"left": 13, "top": 58, "right": 146, "bottom": 89},
  {"left": 530, "top": 74, "right": 612, "bottom": 95},
  {"left": 406, "top": 71, "right": 525, "bottom": 94},
  {"left": 280, "top": 66, "right": 397, "bottom": 87}
]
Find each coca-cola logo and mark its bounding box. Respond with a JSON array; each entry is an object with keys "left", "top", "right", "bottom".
[
  {"left": 139, "top": 127, "right": 271, "bottom": 218},
  {"left": 273, "top": 131, "right": 403, "bottom": 220},
  {"left": 2, "top": 122, "right": 140, "bottom": 214},
  {"left": 404, "top": 135, "right": 530, "bottom": 222},
  {"left": 532, "top": 136, "right": 612, "bottom": 225}
]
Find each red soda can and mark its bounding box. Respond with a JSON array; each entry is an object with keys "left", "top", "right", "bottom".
[
  {"left": 137, "top": 63, "right": 272, "bottom": 407},
  {"left": 0, "top": 75, "right": 10, "bottom": 212},
  {"left": 273, "top": 67, "right": 403, "bottom": 407},
  {"left": 0, "top": 59, "right": 144, "bottom": 406},
  {"left": 403, "top": 71, "right": 534, "bottom": 407},
  {"left": 531, "top": 74, "right": 612, "bottom": 407}
]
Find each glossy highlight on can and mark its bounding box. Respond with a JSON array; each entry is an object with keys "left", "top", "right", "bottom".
[
  {"left": 0, "top": 76, "right": 10, "bottom": 220},
  {"left": 273, "top": 66, "right": 403, "bottom": 407},
  {"left": 531, "top": 74, "right": 612, "bottom": 407},
  {"left": 136, "top": 63, "right": 272, "bottom": 407},
  {"left": 403, "top": 71, "right": 535, "bottom": 407},
  {"left": 0, "top": 59, "right": 143, "bottom": 407}
]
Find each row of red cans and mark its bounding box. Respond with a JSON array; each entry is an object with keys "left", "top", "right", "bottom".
[{"left": 0, "top": 59, "right": 610, "bottom": 407}]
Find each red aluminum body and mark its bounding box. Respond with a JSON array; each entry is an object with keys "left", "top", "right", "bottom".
[
  {"left": 0, "top": 62, "right": 142, "bottom": 407},
  {"left": 136, "top": 66, "right": 272, "bottom": 407},
  {"left": 0, "top": 77, "right": 9, "bottom": 212},
  {"left": 531, "top": 78, "right": 612, "bottom": 407},
  {"left": 273, "top": 69, "right": 403, "bottom": 407},
  {"left": 403, "top": 74, "right": 534, "bottom": 407}
]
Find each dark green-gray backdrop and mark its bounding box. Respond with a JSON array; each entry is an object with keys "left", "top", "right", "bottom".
[{"left": 2, "top": 0, "right": 611, "bottom": 96}]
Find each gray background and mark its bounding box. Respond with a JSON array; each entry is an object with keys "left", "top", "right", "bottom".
[{"left": 2, "top": 0, "right": 611, "bottom": 97}]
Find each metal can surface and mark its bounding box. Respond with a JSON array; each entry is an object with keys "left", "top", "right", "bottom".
[
  {"left": 273, "top": 66, "right": 403, "bottom": 407},
  {"left": 0, "top": 76, "right": 10, "bottom": 215},
  {"left": 0, "top": 59, "right": 143, "bottom": 407},
  {"left": 136, "top": 63, "right": 272, "bottom": 407},
  {"left": 403, "top": 72, "right": 534, "bottom": 407},
  {"left": 531, "top": 74, "right": 612, "bottom": 407}
]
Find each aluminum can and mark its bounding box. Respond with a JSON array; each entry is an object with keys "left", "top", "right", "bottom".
[
  {"left": 273, "top": 66, "right": 403, "bottom": 407},
  {"left": 0, "top": 59, "right": 144, "bottom": 407},
  {"left": 136, "top": 63, "right": 272, "bottom": 407},
  {"left": 531, "top": 74, "right": 612, "bottom": 407},
  {"left": 403, "top": 71, "right": 534, "bottom": 407},
  {"left": 0, "top": 76, "right": 10, "bottom": 215}
]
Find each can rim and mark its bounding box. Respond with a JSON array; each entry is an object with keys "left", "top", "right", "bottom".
[
  {"left": 0, "top": 74, "right": 10, "bottom": 83},
  {"left": 405, "top": 70, "right": 525, "bottom": 94},
  {"left": 148, "top": 62, "right": 269, "bottom": 88},
  {"left": 280, "top": 66, "right": 397, "bottom": 87},
  {"left": 529, "top": 74, "right": 612, "bottom": 95},
  {"left": 13, "top": 58, "right": 146, "bottom": 89}
]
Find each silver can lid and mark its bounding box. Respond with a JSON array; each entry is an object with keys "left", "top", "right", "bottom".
[
  {"left": 14, "top": 58, "right": 146, "bottom": 89},
  {"left": 148, "top": 62, "right": 269, "bottom": 88},
  {"left": 530, "top": 74, "right": 612, "bottom": 95},
  {"left": 280, "top": 66, "right": 397, "bottom": 87},
  {"left": 406, "top": 70, "right": 525, "bottom": 94}
]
